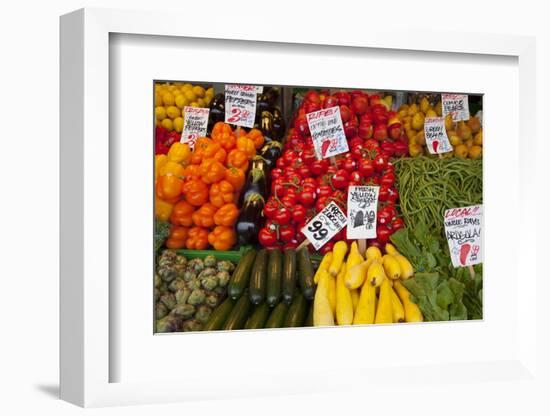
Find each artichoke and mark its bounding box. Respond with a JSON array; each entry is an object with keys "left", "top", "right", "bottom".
[
  {"left": 188, "top": 258, "right": 205, "bottom": 273},
  {"left": 204, "top": 255, "right": 217, "bottom": 268},
  {"left": 159, "top": 292, "right": 177, "bottom": 310},
  {"left": 195, "top": 305, "right": 212, "bottom": 323},
  {"left": 171, "top": 303, "right": 196, "bottom": 319},
  {"left": 188, "top": 289, "right": 206, "bottom": 305},
  {"left": 201, "top": 276, "right": 218, "bottom": 291},
  {"left": 175, "top": 287, "right": 191, "bottom": 304},
  {"left": 154, "top": 288, "right": 160, "bottom": 303},
  {"left": 155, "top": 302, "right": 169, "bottom": 319},
  {"left": 182, "top": 270, "right": 197, "bottom": 282},
  {"left": 205, "top": 292, "right": 220, "bottom": 308},
  {"left": 174, "top": 254, "right": 187, "bottom": 267},
  {"left": 169, "top": 278, "right": 187, "bottom": 293},
  {"left": 217, "top": 260, "right": 235, "bottom": 273},
  {"left": 154, "top": 273, "right": 162, "bottom": 289},
  {"left": 216, "top": 270, "right": 230, "bottom": 287},
  {"left": 157, "top": 249, "right": 177, "bottom": 267},
  {"left": 187, "top": 278, "right": 201, "bottom": 291},
  {"left": 181, "top": 319, "right": 203, "bottom": 332},
  {"left": 156, "top": 315, "right": 180, "bottom": 333},
  {"left": 198, "top": 267, "right": 217, "bottom": 279}
]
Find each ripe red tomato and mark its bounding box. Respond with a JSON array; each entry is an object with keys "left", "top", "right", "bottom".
[
  {"left": 259, "top": 227, "right": 278, "bottom": 247},
  {"left": 271, "top": 168, "right": 284, "bottom": 181},
  {"left": 279, "top": 224, "right": 295, "bottom": 243},
  {"left": 376, "top": 226, "right": 392, "bottom": 244},
  {"left": 373, "top": 153, "right": 389, "bottom": 172},
  {"left": 310, "top": 159, "right": 329, "bottom": 176},
  {"left": 331, "top": 169, "right": 349, "bottom": 189},
  {"left": 274, "top": 207, "right": 291, "bottom": 225},
  {"left": 299, "top": 187, "right": 316, "bottom": 207},
  {"left": 263, "top": 198, "right": 279, "bottom": 219},
  {"left": 391, "top": 217, "right": 405, "bottom": 231},
  {"left": 380, "top": 172, "right": 395, "bottom": 187},
  {"left": 359, "top": 159, "right": 375, "bottom": 177},
  {"left": 292, "top": 204, "right": 307, "bottom": 223}
]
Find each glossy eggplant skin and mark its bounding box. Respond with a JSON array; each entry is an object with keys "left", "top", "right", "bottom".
[
  {"left": 207, "top": 93, "right": 225, "bottom": 135},
  {"left": 239, "top": 157, "right": 268, "bottom": 204},
  {"left": 235, "top": 193, "right": 265, "bottom": 246},
  {"left": 272, "top": 108, "right": 286, "bottom": 141},
  {"left": 259, "top": 141, "right": 282, "bottom": 172},
  {"left": 259, "top": 110, "right": 274, "bottom": 140}
]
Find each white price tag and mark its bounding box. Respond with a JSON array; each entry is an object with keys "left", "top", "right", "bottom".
[
  {"left": 346, "top": 186, "right": 380, "bottom": 239},
  {"left": 442, "top": 93, "right": 470, "bottom": 122},
  {"left": 306, "top": 106, "right": 349, "bottom": 159},
  {"left": 424, "top": 117, "right": 453, "bottom": 154},
  {"left": 255, "top": 86, "right": 264, "bottom": 94},
  {"left": 224, "top": 84, "right": 257, "bottom": 128},
  {"left": 180, "top": 106, "right": 209, "bottom": 149},
  {"left": 301, "top": 202, "right": 346, "bottom": 251},
  {"left": 444, "top": 205, "right": 483, "bottom": 268}
]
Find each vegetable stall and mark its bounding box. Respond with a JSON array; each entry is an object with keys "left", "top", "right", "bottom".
[{"left": 154, "top": 82, "right": 483, "bottom": 333}]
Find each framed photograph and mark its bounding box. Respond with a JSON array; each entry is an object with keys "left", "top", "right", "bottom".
[{"left": 60, "top": 7, "right": 539, "bottom": 408}]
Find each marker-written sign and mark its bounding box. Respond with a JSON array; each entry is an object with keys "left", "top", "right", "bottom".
[
  {"left": 346, "top": 186, "right": 379, "bottom": 239},
  {"left": 306, "top": 106, "right": 349, "bottom": 160},
  {"left": 424, "top": 117, "right": 453, "bottom": 154},
  {"left": 181, "top": 106, "right": 209, "bottom": 149},
  {"left": 225, "top": 84, "right": 257, "bottom": 128},
  {"left": 301, "top": 202, "right": 346, "bottom": 250},
  {"left": 444, "top": 205, "right": 483, "bottom": 268},
  {"left": 442, "top": 93, "right": 470, "bottom": 122}
]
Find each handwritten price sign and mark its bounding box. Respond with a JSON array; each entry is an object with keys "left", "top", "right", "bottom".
[
  {"left": 444, "top": 204, "right": 483, "bottom": 268},
  {"left": 347, "top": 186, "right": 379, "bottom": 239},
  {"left": 306, "top": 106, "right": 349, "bottom": 160},
  {"left": 424, "top": 117, "right": 453, "bottom": 154},
  {"left": 442, "top": 93, "right": 470, "bottom": 122},
  {"left": 301, "top": 202, "right": 346, "bottom": 250},
  {"left": 225, "top": 84, "right": 257, "bottom": 128},
  {"left": 181, "top": 106, "right": 209, "bottom": 149}
]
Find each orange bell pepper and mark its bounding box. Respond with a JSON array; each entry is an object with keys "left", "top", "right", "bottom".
[
  {"left": 189, "top": 137, "right": 211, "bottom": 165},
  {"left": 226, "top": 149, "right": 249, "bottom": 171},
  {"left": 156, "top": 175, "right": 183, "bottom": 203},
  {"left": 209, "top": 180, "right": 235, "bottom": 208},
  {"left": 182, "top": 178, "right": 209, "bottom": 206},
  {"left": 192, "top": 203, "right": 218, "bottom": 228},
  {"left": 212, "top": 122, "right": 237, "bottom": 151},
  {"left": 208, "top": 225, "right": 237, "bottom": 251},
  {"left": 159, "top": 160, "right": 185, "bottom": 178},
  {"left": 225, "top": 167, "right": 245, "bottom": 191},
  {"left": 236, "top": 136, "right": 256, "bottom": 159},
  {"left": 182, "top": 164, "right": 201, "bottom": 181},
  {"left": 247, "top": 128, "right": 265, "bottom": 149},
  {"left": 155, "top": 197, "right": 174, "bottom": 222},
  {"left": 213, "top": 202, "right": 239, "bottom": 227},
  {"left": 170, "top": 200, "right": 195, "bottom": 227},
  {"left": 165, "top": 225, "right": 189, "bottom": 249},
  {"left": 167, "top": 142, "right": 191, "bottom": 164},
  {"left": 199, "top": 158, "right": 226, "bottom": 184},
  {"left": 186, "top": 226, "right": 209, "bottom": 250}
]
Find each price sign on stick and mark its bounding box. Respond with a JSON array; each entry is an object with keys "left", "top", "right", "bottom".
[
  {"left": 307, "top": 106, "right": 349, "bottom": 160},
  {"left": 444, "top": 205, "right": 483, "bottom": 268},
  {"left": 225, "top": 84, "right": 257, "bottom": 128},
  {"left": 442, "top": 93, "right": 470, "bottom": 122},
  {"left": 181, "top": 106, "right": 209, "bottom": 149},
  {"left": 346, "top": 186, "right": 379, "bottom": 239},
  {"left": 424, "top": 117, "right": 453, "bottom": 154},
  {"left": 301, "top": 202, "right": 346, "bottom": 250}
]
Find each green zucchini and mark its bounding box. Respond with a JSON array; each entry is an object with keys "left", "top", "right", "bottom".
[
  {"left": 264, "top": 302, "right": 288, "bottom": 329},
  {"left": 281, "top": 249, "right": 296, "bottom": 304},
  {"left": 304, "top": 302, "right": 314, "bottom": 327},
  {"left": 222, "top": 290, "right": 252, "bottom": 330},
  {"left": 297, "top": 247, "right": 315, "bottom": 300},
  {"left": 249, "top": 249, "right": 268, "bottom": 304},
  {"left": 203, "top": 297, "right": 235, "bottom": 331},
  {"left": 245, "top": 302, "right": 271, "bottom": 329},
  {"left": 266, "top": 249, "right": 282, "bottom": 306},
  {"left": 284, "top": 291, "right": 308, "bottom": 327},
  {"left": 228, "top": 249, "right": 256, "bottom": 299}
]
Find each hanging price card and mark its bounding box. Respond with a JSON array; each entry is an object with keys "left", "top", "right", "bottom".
[
  {"left": 301, "top": 202, "right": 346, "bottom": 250},
  {"left": 306, "top": 106, "right": 349, "bottom": 160},
  {"left": 444, "top": 205, "right": 483, "bottom": 268},
  {"left": 442, "top": 93, "right": 470, "bottom": 121},
  {"left": 180, "top": 106, "right": 209, "bottom": 149},
  {"left": 346, "top": 186, "right": 379, "bottom": 239},
  {"left": 225, "top": 84, "right": 257, "bottom": 128},
  {"left": 424, "top": 117, "right": 453, "bottom": 154}
]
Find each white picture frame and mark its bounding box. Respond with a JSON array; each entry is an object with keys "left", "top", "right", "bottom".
[{"left": 60, "top": 7, "right": 540, "bottom": 408}]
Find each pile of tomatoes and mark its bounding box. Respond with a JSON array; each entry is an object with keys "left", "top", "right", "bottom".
[{"left": 257, "top": 89, "right": 407, "bottom": 253}]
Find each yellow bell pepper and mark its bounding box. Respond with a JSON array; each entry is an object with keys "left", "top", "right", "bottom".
[
  {"left": 155, "top": 197, "right": 174, "bottom": 222},
  {"left": 167, "top": 142, "right": 191, "bottom": 164},
  {"left": 155, "top": 154, "right": 167, "bottom": 180},
  {"left": 159, "top": 160, "right": 185, "bottom": 178}
]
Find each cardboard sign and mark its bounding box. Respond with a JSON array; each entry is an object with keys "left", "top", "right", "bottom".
[
  {"left": 301, "top": 202, "right": 346, "bottom": 250},
  {"left": 444, "top": 205, "right": 483, "bottom": 268},
  {"left": 442, "top": 93, "right": 470, "bottom": 122},
  {"left": 180, "top": 106, "right": 209, "bottom": 149},
  {"left": 306, "top": 106, "right": 349, "bottom": 159},
  {"left": 424, "top": 117, "right": 453, "bottom": 154},
  {"left": 346, "top": 186, "right": 379, "bottom": 239},
  {"left": 224, "top": 84, "right": 257, "bottom": 128}
]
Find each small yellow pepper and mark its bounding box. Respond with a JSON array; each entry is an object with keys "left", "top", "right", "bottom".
[
  {"left": 155, "top": 154, "right": 168, "bottom": 180},
  {"left": 159, "top": 160, "right": 185, "bottom": 178},
  {"left": 155, "top": 197, "right": 174, "bottom": 222},
  {"left": 167, "top": 142, "right": 191, "bottom": 164}
]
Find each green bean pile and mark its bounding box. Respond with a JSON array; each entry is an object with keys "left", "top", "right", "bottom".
[{"left": 393, "top": 156, "right": 483, "bottom": 236}]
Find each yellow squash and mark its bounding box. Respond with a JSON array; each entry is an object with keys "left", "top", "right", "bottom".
[
  {"left": 393, "top": 280, "right": 423, "bottom": 322},
  {"left": 313, "top": 269, "right": 335, "bottom": 326},
  {"left": 382, "top": 254, "right": 401, "bottom": 280},
  {"left": 335, "top": 263, "right": 354, "bottom": 325},
  {"left": 350, "top": 288, "right": 360, "bottom": 311},
  {"left": 344, "top": 259, "right": 371, "bottom": 289},
  {"left": 328, "top": 241, "right": 348, "bottom": 276},
  {"left": 344, "top": 242, "right": 364, "bottom": 286},
  {"left": 353, "top": 278, "right": 377, "bottom": 325},
  {"left": 374, "top": 278, "right": 393, "bottom": 324},
  {"left": 314, "top": 252, "right": 333, "bottom": 284},
  {"left": 328, "top": 274, "right": 336, "bottom": 315},
  {"left": 366, "top": 246, "right": 382, "bottom": 261},
  {"left": 390, "top": 288, "right": 405, "bottom": 322},
  {"left": 367, "top": 260, "right": 386, "bottom": 287}
]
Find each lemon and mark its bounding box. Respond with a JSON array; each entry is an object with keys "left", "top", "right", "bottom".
[
  {"left": 162, "top": 92, "right": 175, "bottom": 106},
  {"left": 175, "top": 94, "right": 189, "bottom": 109},
  {"left": 166, "top": 105, "right": 181, "bottom": 119},
  {"left": 206, "top": 87, "right": 214, "bottom": 97},
  {"left": 173, "top": 117, "right": 184, "bottom": 133},
  {"left": 193, "top": 85, "right": 206, "bottom": 98},
  {"left": 161, "top": 118, "right": 173, "bottom": 131},
  {"left": 204, "top": 96, "right": 211, "bottom": 106},
  {"left": 182, "top": 83, "right": 193, "bottom": 91},
  {"left": 155, "top": 92, "right": 164, "bottom": 106},
  {"left": 190, "top": 101, "right": 199, "bottom": 107},
  {"left": 184, "top": 90, "right": 197, "bottom": 102},
  {"left": 196, "top": 98, "right": 206, "bottom": 107},
  {"left": 155, "top": 106, "right": 167, "bottom": 121}
]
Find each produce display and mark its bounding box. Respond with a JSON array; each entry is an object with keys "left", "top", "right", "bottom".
[{"left": 153, "top": 81, "right": 484, "bottom": 333}]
